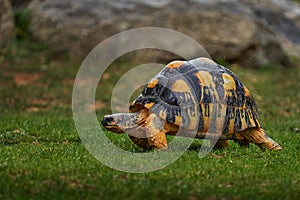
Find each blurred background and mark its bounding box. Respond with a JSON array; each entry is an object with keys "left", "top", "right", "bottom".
[
  {"left": 1, "top": 0, "right": 299, "bottom": 115},
  {"left": 3, "top": 0, "right": 300, "bottom": 64}
]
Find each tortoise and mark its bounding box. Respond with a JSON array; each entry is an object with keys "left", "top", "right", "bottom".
[{"left": 101, "top": 57, "right": 282, "bottom": 151}]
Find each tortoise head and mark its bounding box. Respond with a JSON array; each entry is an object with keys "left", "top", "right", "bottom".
[{"left": 101, "top": 109, "right": 148, "bottom": 133}]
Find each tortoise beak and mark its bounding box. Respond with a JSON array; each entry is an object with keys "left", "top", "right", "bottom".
[
  {"left": 101, "top": 115, "right": 124, "bottom": 133},
  {"left": 101, "top": 116, "right": 115, "bottom": 127}
]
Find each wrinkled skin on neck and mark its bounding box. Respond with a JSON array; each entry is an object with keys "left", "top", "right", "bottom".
[{"left": 101, "top": 109, "right": 148, "bottom": 135}]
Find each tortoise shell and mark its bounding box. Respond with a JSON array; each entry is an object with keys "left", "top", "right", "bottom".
[{"left": 129, "top": 57, "right": 260, "bottom": 134}]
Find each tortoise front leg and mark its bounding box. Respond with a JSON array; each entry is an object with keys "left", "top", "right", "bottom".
[
  {"left": 145, "top": 113, "right": 168, "bottom": 149},
  {"left": 128, "top": 135, "right": 151, "bottom": 149}
]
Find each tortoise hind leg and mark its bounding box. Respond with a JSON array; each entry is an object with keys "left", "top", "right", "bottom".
[
  {"left": 210, "top": 139, "right": 249, "bottom": 150},
  {"left": 236, "top": 140, "right": 250, "bottom": 148},
  {"left": 210, "top": 140, "right": 229, "bottom": 149},
  {"left": 240, "top": 127, "right": 282, "bottom": 151},
  {"left": 232, "top": 132, "right": 249, "bottom": 148}
]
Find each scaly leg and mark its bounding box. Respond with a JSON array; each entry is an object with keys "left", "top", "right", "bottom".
[
  {"left": 128, "top": 135, "right": 151, "bottom": 149},
  {"left": 236, "top": 140, "right": 250, "bottom": 148},
  {"left": 240, "top": 127, "right": 282, "bottom": 150},
  {"left": 233, "top": 132, "right": 249, "bottom": 148},
  {"left": 145, "top": 113, "right": 168, "bottom": 149},
  {"left": 210, "top": 140, "right": 229, "bottom": 149}
]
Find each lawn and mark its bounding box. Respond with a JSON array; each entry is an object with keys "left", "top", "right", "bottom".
[{"left": 0, "top": 39, "right": 300, "bottom": 200}]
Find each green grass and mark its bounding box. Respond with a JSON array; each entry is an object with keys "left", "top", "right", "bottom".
[{"left": 0, "top": 39, "right": 300, "bottom": 200}]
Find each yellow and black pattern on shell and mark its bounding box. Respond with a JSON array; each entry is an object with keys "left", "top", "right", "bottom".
[{"left": 130, "top": 58, "right": 260, "bottom": 134}]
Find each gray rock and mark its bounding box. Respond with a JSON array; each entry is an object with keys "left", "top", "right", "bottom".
[
  {"left": 0, "top": 0, "right": 15, "bottom": 48},
  {"left": 28, "top": 0, "right": 300, "bottom": 67},
  {"left": 242, "top": 0, "right": 300, "bottom": 59}
]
